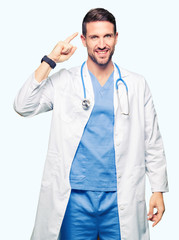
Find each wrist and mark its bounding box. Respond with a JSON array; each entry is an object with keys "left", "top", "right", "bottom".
[
  {"left": 47, "top": 54, "right": 58, "bottom": 63},
  {"left": 152, "top": 192, "right": 163, "bottom": 196},
  {"left": 41, "top": 55, "right": 56, "bottom": 69}
]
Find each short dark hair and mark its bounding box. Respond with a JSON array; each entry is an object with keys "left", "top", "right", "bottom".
[{"left": 82, "top": 8, "right": 117, "bottom": 37}]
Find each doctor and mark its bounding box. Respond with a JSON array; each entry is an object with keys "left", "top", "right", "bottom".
[{"left": 14, "top": 8, "right": 168, "bottom": 240}]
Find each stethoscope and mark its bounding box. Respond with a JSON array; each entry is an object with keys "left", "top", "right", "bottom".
[{"left": 81, "top": 61, "right": 130, "bottom": 115}]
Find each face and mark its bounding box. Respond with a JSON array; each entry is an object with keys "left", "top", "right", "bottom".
[{"left": 81, "top": 21, "right": 118, "bottom": 67}]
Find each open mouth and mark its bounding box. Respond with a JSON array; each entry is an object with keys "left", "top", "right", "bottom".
[{"left": 95, "top": 49, "right": 109, "bottom": 56}]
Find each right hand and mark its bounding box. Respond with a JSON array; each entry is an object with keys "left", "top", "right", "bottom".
[{"left": 48, "top": 32, "right": 78, "bottom": 63}]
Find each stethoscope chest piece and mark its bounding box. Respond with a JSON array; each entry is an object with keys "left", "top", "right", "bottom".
[{"left": 82, "top": 99, "right": 90, "bottom": 110}]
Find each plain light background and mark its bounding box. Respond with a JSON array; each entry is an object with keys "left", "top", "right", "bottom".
[{"left": 1, "top": 0, "right": 178, "bottom": 239}]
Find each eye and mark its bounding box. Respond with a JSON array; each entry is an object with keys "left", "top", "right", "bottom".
[
  {"left": 105, "top": 34, "right": 112, "bottom": 38},
  {"left": 90, "top": 35, "right": 98, "bottom": 40}
]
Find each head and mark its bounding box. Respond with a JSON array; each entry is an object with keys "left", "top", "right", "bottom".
[
  {"left": 82, "top": 8, "right": 117, "bottom": 37},
  {"left": 81, "top": 8, "right": 118, "bottom": 67}
]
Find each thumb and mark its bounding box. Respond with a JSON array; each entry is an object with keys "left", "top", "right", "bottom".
[
  {"left": 148, "top": 205, "right": 154, "bottom": 220},
  {"left": 67, "top": 46, "right": 77, "bottom": 58}
]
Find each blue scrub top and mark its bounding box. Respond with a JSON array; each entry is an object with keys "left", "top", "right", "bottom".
[{"left": 69, "top": 71, "right": 117, "bottom": 191}]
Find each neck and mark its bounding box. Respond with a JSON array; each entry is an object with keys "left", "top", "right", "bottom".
[{"left": 86, "top": 58, "right": 114, "bottom": 81}]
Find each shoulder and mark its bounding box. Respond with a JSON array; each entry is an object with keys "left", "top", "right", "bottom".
[
  {"left": 116, "top": 65, "right": 151, "bottom": 100},
  {"left": 68, "top": 65, "right": 81, "bottom": 78},
  {"left": 68, "top": 65, "right": 80, "bottom": 73},
  {"left": 49, "top": 65, "right": 80, "bottom": 89},
  {"left": 52, "top": 65, "right": 81, "bottom": 79},
  {"left": 119, "top": 66, "right": 147, "bottom": 90},
  {"left": 120, "top": 66, "right": 145, "bottom": 82}
]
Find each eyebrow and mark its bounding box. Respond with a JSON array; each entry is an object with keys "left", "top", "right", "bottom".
[
  {"left": 88, "top": 34, "right": 98, "bottom": 38},
  {"left": 88, "top": 33, "right": 114, "bottom": 37}
]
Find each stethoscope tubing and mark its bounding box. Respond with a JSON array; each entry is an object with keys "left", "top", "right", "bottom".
[
  {"left": 81, "top": 61, "right": 87, "bottom": 99},
  {"left": 114, "top": 63, "right": 128, "bottom": 92},
  {"left": 81, "top": 61, "right": 129, "bottom": 115}
]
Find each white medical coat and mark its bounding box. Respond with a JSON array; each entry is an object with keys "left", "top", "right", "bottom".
[{"left": 14, "top": 63, "right": 169, "bottom": 240}]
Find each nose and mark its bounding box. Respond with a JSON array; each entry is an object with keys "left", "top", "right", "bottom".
[{"left": 98, "top": 38, "right": 106, "bottom": 49}]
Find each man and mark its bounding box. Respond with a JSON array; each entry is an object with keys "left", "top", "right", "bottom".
[{"left": 14, "top": 8, "right": 168, "bottom": 240}]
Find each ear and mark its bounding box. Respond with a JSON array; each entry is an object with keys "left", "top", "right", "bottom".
[
  {"left": 115, "top": 32, "right": 118, "bottom": 45},
  {"left": 81, "top": 34, "right": 87, "bottom": 47}
]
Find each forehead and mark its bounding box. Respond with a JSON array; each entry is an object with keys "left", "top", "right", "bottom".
[{"left": 86, "top": 21, "right": 114, "bottom": 35}]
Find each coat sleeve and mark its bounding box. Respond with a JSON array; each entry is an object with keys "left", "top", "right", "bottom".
[
  {"left": 144, "top": 80, "right": 169, "bottom": 193},
  {"left": 13, "top": 71, "right": 60, "bottom": 117}
]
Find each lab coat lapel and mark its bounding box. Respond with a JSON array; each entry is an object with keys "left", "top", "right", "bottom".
[
  {"left": 83, "top": 62, "right": 95, "bottom": 105},
  {"left": 113, "top": 64, "right": 129, "bottom": 116},
  {"left": 72, "top": 62, "right": 94, "bottom": 122}
]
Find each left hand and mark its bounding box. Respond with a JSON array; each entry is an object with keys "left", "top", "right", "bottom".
[{"left": 148, "top": 192, "right": 165, "bottom": 227}]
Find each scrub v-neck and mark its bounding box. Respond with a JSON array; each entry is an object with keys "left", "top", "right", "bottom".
[{"left": 88, "top": 70, "right": 114, "bottom": 96}]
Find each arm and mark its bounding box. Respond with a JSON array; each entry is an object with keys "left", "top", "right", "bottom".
[
  {"left": 35, "top": 32, "right": 78, "bottom": 83},
  {"left": 13, "top": 33, "right": 78, "bottom": 117},
  {"left": 144, "top": 81, "right": 169, "bottom": 226}
]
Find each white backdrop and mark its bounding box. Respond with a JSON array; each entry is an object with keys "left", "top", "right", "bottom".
[{"left": 1, "top": 0, "right": 178, "bottom": 239}]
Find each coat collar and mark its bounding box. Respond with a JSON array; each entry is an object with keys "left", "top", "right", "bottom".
[{"left": 82, "top": 61, "right": 129, "bottom": 86}]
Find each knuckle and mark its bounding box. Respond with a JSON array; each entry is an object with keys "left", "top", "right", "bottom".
[
  {"left": 161, "top": 207, "right": 165, "bottom": 212},
  {"left": 67, "top": 43, "right": 72, "bottom": 49}
]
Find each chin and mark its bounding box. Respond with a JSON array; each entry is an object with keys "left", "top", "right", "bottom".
[
  {"left": 89, "top": 52, "right": 113, "bottom": 67},
  {"left": 96, "top": 58, "right": 111, "bottom": 66}
]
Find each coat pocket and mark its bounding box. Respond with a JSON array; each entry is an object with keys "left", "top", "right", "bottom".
[
  {"left": 58, "top": 92, "right": 78, "bottom": 123},
  {"left": 133, "top": 165, "right": 146, "bottom": 201},
  {"left": 41, "top": 152, "right": 60, "bottom": 188}
]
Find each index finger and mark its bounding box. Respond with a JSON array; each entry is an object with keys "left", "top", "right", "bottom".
[{"left": 65, "top": 32, "right": 78, "bottom": 43}]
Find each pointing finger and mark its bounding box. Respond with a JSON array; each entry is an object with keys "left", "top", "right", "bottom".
[{"left": 65, "top": 32, "right": 78, "bottom": 43}]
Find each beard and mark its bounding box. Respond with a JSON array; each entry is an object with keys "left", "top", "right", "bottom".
[{"left": 88, "top": 47, "right": 115, "bottom": 67}]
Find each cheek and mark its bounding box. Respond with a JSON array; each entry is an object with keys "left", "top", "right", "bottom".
[
  {"left": 106, "top": 38, "right": 116, "bottom": 45},
  {"left": 86, "top": 43, "right": 94, "bottom": 52},
  {"left": 109, "top": 42, "right": 116, "bottom": 50}
]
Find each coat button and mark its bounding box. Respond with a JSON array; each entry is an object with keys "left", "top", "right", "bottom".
[
  {"left": 120, "top": 206, "right": 125, "bottom": 210},
  {"left": 116, "top": 141, "right": 120, "bottom": 146},
  {"left": 118, "top": 174, "right": 121, "bottom": 179}
]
